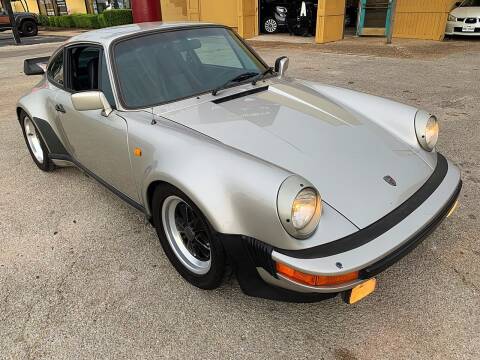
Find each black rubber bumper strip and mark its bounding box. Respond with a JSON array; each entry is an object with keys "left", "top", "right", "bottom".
[
  {"left": 361, "top": 180, "right": 462, "bottom": 278},
  {"left": 276, "top": 153, "right": 450, "bottom": 259}
]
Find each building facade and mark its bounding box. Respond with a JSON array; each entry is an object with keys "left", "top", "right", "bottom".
[
  {"left": 158, "top": 0, "right": 459, "bottom": 43},
  {"left": 11, "top": 0, "right": 458, "bottom": 43},
  {"left": 11, "top": 0, "right": 130, "bottom": 16}
]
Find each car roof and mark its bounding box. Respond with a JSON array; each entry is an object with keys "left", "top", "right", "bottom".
[{"left": 67, "top": 21, "right": 219, "bottom": 46}]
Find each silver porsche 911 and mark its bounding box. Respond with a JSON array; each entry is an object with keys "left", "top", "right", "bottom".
[{"left": 18, "top": 22, "right": 462, "bottom": 303}]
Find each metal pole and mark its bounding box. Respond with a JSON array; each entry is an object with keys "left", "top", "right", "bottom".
[
  {"left": 386, "top": 0, "right": 397, "bottom": 44},
  {"left": 5, "top": 0, "right": 21, "bottom": 45}
]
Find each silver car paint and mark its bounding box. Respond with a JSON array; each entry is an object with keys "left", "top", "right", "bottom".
[
  {"left": 125, "top": 110, "right": 359, "bottom": 249},
  {"left": 267, "top": 159, "right": 460, "bottom": 292},
  {"left": 16, "top": 23, "right": 460, "bottom": 293},
  {"left": 155, "top": 78, "right": 434, "bottom": 229},
  {"left": 54, "top": 90, "right": 139, "bottom": 201}
]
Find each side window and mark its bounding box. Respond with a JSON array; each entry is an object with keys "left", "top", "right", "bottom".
[
  {"left": 47, "top": 50, "right": 64, "bottom": 86},
  {"left": 68, "top": 46, "right": 100, "bottom": 91},
  {"left": 193, "top": 35, "right": 243, "bottom": 68},
  {"left": 100, "top": 56, "right": 115, "bottom": 107}
]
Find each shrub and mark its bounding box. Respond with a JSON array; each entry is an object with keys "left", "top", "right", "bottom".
[
  {"left": 71, "top": 14, "right": 101, "bottom": 29},
  {"left": 38, "top": 15, "right": 49, "bottom": 26},
  {"left": 43, "top": 11, "right": 130, "bottom": 30},
  {"left": 98, "top": 14, "right": 107, "bottom": 28},
  {"left": 102, "top": 9, "right": 133, "bottom": 27},
  {"left": 58, "top": 15, "right": 75, "bottom": 28}
]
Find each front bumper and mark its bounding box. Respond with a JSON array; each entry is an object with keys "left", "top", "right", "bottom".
[
  {"left": 445, "top": 20, "right": 480, "bottom": 35},
  {"left": 221, "top": 154, "right": 461, "bottom": 302}
]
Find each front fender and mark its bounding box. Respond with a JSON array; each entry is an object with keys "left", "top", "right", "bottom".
[
  {"left": 126, "top": 113, "right": 357, "bottom": 250},
  {"left": 300, "top": 80, "right": 437, "bottom": 169}
]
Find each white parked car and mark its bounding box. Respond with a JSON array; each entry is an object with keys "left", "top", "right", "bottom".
[{"left": 446, "top": 0, "right": 480, "bottom": 36}]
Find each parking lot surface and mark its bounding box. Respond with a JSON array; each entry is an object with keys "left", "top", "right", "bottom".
[
  {"left": 0, "top": 36, "right": 479, "bottom": 359},
  {"left": 0, "top": 33, "right": 69, "bottom": 48}
]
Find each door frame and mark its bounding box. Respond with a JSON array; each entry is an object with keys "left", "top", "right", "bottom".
[{"left": 357, "top": 0, "right": 393, "bottom": 36}]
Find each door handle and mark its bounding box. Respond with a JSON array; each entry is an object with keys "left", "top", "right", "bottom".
[{"left": 55, "top": 104, "right": 66, "bottom": 113}]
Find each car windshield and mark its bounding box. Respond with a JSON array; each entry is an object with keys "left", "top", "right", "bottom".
[
  {"left": 461, "top": 0, "right": 480, "bottom": 6},
  {"left": 113, "top": 27, "right": 268, "bottom": 109}
]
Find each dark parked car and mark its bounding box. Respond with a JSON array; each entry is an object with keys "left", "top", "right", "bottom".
[
  {"left": 345, "top": 3, "right": 358, "bottom": 27},
  {"left": 0, "top": 1, "right": 38, "bottom": 37},
  {"left": 286, "top": 0, "right": 317, "bottom": 36},
  {"left": 260, "top": 0, "right": 288, "bottom": 33}
]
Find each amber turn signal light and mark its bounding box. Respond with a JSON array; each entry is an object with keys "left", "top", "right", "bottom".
[
  {"left": 134, "top": 147, "right": 142, "bottom": 157},
  {"left": 276, "top": 262, "right": 359, "bottom": 286}
]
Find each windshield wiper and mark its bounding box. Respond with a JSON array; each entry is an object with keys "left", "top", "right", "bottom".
[
  {"left": 211, "top": 72, "right": 259, "bottom": 96},
  {"left": 251, "top": 67, "right": 274, "bottom": 85}
]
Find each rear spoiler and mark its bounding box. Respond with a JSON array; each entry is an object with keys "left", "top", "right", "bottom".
[{"left": 24, "top": 56, "right": 50, "bottom": 75}]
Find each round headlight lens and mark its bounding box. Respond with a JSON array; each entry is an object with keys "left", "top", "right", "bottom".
[
  {"left": 425, "top": 116, "right": 439, "bottom": 150},
  {"left": 277, "top": 176, "right": 322, "bottom": 239},
  {"left": 291, "top": 188, "right": 318, "bottom": 230},
  {"left": 415, "top": 111, "right": 439, "bottom": 152}
]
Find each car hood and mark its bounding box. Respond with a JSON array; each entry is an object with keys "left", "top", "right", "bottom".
[
  {"left": 451, "top": 6, "right": 480, "bottom": 17},
  {"left": 155, "top": 80, "right": 433, "bottom": 229}
]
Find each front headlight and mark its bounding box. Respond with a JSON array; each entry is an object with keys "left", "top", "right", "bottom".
[
  {"left": 415, "top": 110, "right": 439, "bottom": 152},
  {"left": 447, "top": 14, "right": 457, "bottom": 21},
  {"left": 277, "top": 176, "right": 322, "bottom": 239}
]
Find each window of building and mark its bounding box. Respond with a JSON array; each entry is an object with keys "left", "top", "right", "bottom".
[
  {"left": 37, "top": 0, "right": 67, "bottom": 16},
  {"left": 86, "top": 0, "right": 131, "bottom": 14}
]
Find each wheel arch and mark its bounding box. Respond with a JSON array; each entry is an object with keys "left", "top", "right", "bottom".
[
  {"left": 139, "top": 144, "right": 291, "bottom": 243},
  {"left": 18, "top": 17, "right": 37, "bottom": 28},
  {"left": 16, "top": 106, "right": 24, "bottom": 122}
]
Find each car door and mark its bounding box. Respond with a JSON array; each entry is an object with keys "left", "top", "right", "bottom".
[{"left": 53, "top": 44, "right": 139, "bottom": 203}]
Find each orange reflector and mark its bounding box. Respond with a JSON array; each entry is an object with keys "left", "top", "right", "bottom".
[
  {"left": 276, "top": 262, "right": 359, "bottom": 286},
  {"left": 134, "top": 147, "right": 142, "bottom": 157},
  {"left": 345, "top": 278, "right": 377, "bottom": 304},
  {"left": 446, "top": 200, "right": 459, "bottom": 218}
]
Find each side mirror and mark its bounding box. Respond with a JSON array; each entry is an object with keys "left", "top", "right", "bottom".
[
  {"left": 71, "top": 91, "right": 112, "bottom": 117},
  {"left": 455, "top": 1, "right": 462, "bottom": 6},
  {"left": 275, "top": 56, "right": 289, "bottom": 77}
]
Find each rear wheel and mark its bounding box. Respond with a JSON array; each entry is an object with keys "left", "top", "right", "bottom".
[
  {"left": 152, "top": 185, "right": 226, "bottom": 289},
  {"left": 263, "top": 17, "right": 279, "bottom": 33},
  {"left": 20, "top": 111, "right": 54, "bottom": 172},
  {"left": 20, "top": 20, "right": 38, "bottom": 37}
]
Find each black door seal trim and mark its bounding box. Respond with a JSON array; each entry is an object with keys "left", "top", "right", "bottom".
[{"left": 49, "top": 153, "right": 146, "bottom": 213}]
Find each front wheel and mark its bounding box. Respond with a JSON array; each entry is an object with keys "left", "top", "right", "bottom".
[
  {"left": 152, "top": 185, "right": 226, "bottom": 289},
  {"left": 20, "top": 20, "right": 38, "bottom": 37},
  {"left": 263, "top": 17, "right": 279, "bottom": 33}
]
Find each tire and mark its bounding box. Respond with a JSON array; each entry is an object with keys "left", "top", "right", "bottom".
[
  {"left": 152, "top": 184, "right": 226, "bottom": 289},
  {"left": 263, "top": 17, "right": 278, "bottom": 34},
  {"left": 19, "top": 111, "right": 54, "bottom": 172},
  {"left": 20, "top": 20, "right": 38, "bottom": 37}
]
